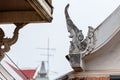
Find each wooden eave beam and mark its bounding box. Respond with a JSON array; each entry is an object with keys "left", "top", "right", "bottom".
[
  {"left": 27, "top": 0, "right": 53, "bottom": 22},
  {"left": 0, "top": 11, "right": 49, "bottom": 24}
]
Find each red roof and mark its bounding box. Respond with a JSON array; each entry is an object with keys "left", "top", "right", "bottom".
[
  {"left": 6, "top": 61, "right": 36, "bottom": 79},
  {"left": 5, "top": 61, "right": 28, "bottom": 80},
  {"left": 21, "top": 69, "right": 36, "bottom": 78}
]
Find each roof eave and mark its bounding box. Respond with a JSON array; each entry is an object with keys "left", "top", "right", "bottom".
[{"left": 27, "top": 0, "right": 53, "bottom": 22}]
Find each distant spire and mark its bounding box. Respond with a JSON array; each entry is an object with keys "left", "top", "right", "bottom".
[
  {"left": 39, "top": 61, "right": 47, "bottom": 77},
  {"left": 35, "top": 61, "right": 49, "bottom": 80}
]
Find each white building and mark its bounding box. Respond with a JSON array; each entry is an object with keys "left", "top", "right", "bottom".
[
  {"left": 57, "top": 4, "right": 120, "bottom": 80},
  {"left": 35, "top": 61, "right": 49, "bottom": 80}
]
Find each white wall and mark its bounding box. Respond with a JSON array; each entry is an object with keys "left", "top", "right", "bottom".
[
  {"left": 94, "top": 5, "right": 120, "bottom": 52},
  {"left": 86, "top": 38, "right": 120, "bottom": 70},
  {"left": 0, "top": 64, "right": 14, "bottom": 80}
]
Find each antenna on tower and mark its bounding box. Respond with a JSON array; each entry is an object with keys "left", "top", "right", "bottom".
[{"left": 36, "top": 38, "right": 56, "bottom": 79}]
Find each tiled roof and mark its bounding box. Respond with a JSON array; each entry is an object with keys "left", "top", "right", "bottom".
[
  {"left": 6, "top": 61, "right": 36, "bottom": 79},
  {"left": 6, "top": 61, "right": 28, "bottom": 80},
  {"left": 21, "top": 69, "right": 36, "bottom": 78}
]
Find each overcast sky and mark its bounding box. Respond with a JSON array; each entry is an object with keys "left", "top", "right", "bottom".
[{"left": 1, "top": 0, "right": 120, "bottom": 80}]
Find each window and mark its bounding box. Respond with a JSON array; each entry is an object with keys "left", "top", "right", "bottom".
[{"left": 110, "top": 75, "right": 120, "bottom": 80}]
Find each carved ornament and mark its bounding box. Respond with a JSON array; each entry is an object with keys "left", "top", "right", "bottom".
[{"left": 0, "top": 23, "right": 26, "bottom": 61}]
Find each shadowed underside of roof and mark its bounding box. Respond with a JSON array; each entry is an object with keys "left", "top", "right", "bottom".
[{"left": 0, "top": 0, "right": 53, "bottom": 23}]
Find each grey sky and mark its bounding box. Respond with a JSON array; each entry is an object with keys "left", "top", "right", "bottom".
[{"left": 1, "top": 0, "right": 120, "bottom": 79}]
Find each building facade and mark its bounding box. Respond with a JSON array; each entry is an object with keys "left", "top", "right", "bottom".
[{"left": 57, "top": 4, "right": 120, "bottom": 80}]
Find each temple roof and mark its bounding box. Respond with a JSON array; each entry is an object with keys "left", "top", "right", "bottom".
[
  {"left": 83, "top": 5, "right": 120, "bottom": 60},
  {"left": 6, "top": 61, "right": 28, "bottom": 80},
  {"left": 39, "top": 61, "right": 47, "bottom": 75},
  {"left": 21, "top": 69, "right": 36, "bottom": 79}
]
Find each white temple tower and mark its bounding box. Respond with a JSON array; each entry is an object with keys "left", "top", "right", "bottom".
[{"left": 35, "top": 61, "right": 49, "bottom": 80}]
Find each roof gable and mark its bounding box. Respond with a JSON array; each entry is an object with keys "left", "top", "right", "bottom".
[
  {"left": 21, "top": 69, "right": 36, "bottom": 78},
  {"left": 6, "top": 61, "right": 28, "bottom": 80}
]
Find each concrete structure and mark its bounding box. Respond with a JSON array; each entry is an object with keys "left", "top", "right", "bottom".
[{"left": 57, "top": 4, "right": 120, "bottom": 80}]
